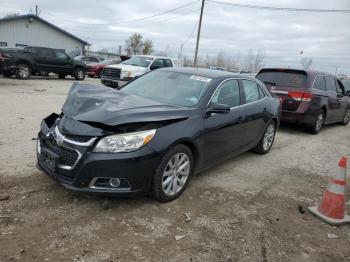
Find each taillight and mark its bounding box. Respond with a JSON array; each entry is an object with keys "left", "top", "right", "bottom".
[
  {"left": 288, "top": 91, "right": 313, "bottom": 102},
  {"left": 0, "top": 53, "right": 4, "bottom": 62}
]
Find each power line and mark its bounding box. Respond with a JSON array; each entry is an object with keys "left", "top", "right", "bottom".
[
  {"left": 44, "top": 0, "right": 200, "bottom": 26},
  {"left": 208, "top": 0, "right": 350, "bottom": 13}
]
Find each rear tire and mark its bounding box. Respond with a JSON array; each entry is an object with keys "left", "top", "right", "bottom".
[
  {"left": 340, "top": 109, "right": 350, "bottom": 125},
  {"left": 254, "top": 121, "right": 276, "bottom": 155},
  {"left": 152, "top": 144, "right": 194, "bottom": 202},
  {"left": 74, "top": 67, "right": 85, "bottom": 80},
  {"left": 309, "top": 111, "right": 324, "bottom": 134},
  {"left": 15, "top": 63, "right": 31, "bottom": 79}
]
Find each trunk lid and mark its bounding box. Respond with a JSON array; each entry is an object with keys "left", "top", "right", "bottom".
[{"left": 256, "top": 69, "right": 310, "bottom": 111}]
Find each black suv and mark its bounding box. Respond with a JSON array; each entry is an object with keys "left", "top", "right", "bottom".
[
  {"left": 256, "top": 68, "right": 350, "bottom": 134},
  {"left": 0, "top": 46, "right": 86, "bottom": 80}
]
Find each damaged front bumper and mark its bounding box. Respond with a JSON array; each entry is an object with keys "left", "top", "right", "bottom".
[{"left": 36, "top": 114, "right": 162, "bottom": 196}]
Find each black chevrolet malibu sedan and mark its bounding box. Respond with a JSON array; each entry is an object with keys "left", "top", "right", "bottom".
[{"left": 37, "top": 67, "right": 281, "bottom": 202}]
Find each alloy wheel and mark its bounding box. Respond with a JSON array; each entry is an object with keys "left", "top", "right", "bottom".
[
  {"left": 344, "top": 110, "right": 350, "bottom": 124},
  {"left": 18, "top": 65, "right": 29, "bottom": 78},
  {"left": 315, "top": 113, "right": 324, "bottom": 132},
  {"left": 162, "top": 153, "right": 190, "bottom": 196},
  {"left": 263, "top": 124, "right": 275, "bottom": 151}
]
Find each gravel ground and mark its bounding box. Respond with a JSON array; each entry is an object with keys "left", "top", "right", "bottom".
[{"left": 0, "top": 75, "right": 350, "bottom": 262}]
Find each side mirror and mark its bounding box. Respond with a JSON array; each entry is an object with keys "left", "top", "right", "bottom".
[
  {"left": 346, "top": 91, "right": 350, "bottom": 97},
  {"left": 205, "top": 103, "right": 231, "bottom": 116}
]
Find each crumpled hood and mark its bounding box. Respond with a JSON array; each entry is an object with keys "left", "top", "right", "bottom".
[{"left": 62, "top": 83, "right": 192, "bottom": 127}]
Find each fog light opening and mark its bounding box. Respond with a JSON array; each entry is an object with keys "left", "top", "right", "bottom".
[{"left": 109, "top": 178, "right": 121, "bottom": 188}]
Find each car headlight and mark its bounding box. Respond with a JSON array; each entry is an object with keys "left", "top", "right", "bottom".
[
  {"left": 121, "top": 71, "right": 132, "bottom": 78},
  {"left": 93, "top": 129, "right": 156, "bottom": 153}
]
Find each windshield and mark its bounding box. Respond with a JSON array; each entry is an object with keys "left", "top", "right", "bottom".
[
  {"left": 257, "top": 71, "right": 306, "bottom": 88},
  {"left": 121, "top": 70, "right": 211, "bottom": 107},
  {"left": 122, "top": 56, "right": 153, "bottom": 67},
  {"left": 341, "top": 79, "right": 350, "bottom": 91}
]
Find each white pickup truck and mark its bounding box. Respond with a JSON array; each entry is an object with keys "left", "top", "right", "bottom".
[{"left": 101, "top": 55, "right": 175, "bottom": 88}]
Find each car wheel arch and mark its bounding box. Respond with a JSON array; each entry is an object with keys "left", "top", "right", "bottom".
[
  {"left": 164, "top": 139, "right": 200, "bottom": 173},
  {"left": 320, "top": 106, "right": 327, "bottom": 119},
  {"left": 16, "top": 60, "right": 31, "bottom": 68}
]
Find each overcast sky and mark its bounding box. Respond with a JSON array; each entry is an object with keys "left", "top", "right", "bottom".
[{"left": 1, "top": 0, "right": 350, "bottom": 74}]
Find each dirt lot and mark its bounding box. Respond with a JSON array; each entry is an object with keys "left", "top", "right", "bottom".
[{"left": 0, "top": 75, "right": 350, "bottom": 262}]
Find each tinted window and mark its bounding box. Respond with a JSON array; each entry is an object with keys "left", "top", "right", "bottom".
[
  {"left": 242, "top": 80, "right": 260, "bottom": 103},
  {"left": 256, "top": 71, "right": 306, "bottom": 88},
  {"left": 55, "top": 50, "right": 69, "bottom": 60},
  {"left": 39, "top": 48, "right": 55, "bottom": 58},
  {"left": 152, "top": 59, "right": 165, "bottom": 68},
  {"left": 325, "top": 76, "right": 336, "bottom": 92},
  {"left": 122, "top": 71, "right": 210, "bottom": 107},
  {"left": 313, "top": 76, "right": 326, "bottom": 90},
  {"left": 341, "top": 79, "right": 350, "bottom": 92},
  {"left": 211, "top": 80, "right": 240, "bottom": 107}
]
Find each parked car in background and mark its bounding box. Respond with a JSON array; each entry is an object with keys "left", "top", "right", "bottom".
[
  {"left": 37, "top": 67, "right": 280, "bottom": 202},
  {"left": 0, "top": 46, "right": 86, "bottom": 80},
  {"left": 74, "top": 56, "right": 103, "bottom": 64},
  {"left": 256, "top": 68, "right": 350, "bottom": 134},
  {"left": 87, "top": 57, "right": 129, "bottom": 78},
  {"left": 101, "top": 55, "right": 174, "bottom": 88}
]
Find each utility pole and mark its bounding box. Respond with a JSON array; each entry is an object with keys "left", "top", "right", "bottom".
[
  {"left": 194, "top": 0, "right": 205, "bottom": 66},
  {"left": 35, "top": 5, "right": 38, "bottom": 16}
]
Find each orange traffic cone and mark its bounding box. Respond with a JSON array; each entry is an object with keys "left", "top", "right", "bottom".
[{"left": 308, "top": 157, "right": 350, "bottom": 225}]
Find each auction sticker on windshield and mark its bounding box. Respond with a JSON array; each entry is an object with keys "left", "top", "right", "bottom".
[{"left": 190, "top": 75, "right": 212, "bottom": 83}]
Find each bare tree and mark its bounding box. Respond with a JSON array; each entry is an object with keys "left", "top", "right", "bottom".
[
  {"left": 253, "top": 49, "right": 265, "bottom": 71},
  {"left": 301, "top": 57, "right": 313, "bottom": 70},
  {"left": 124, "top": 33, "right": 154, "bottom": 55},
  {"left": 142, "top": 40, "right": 153, "bottom": 55},
  {"left": 125, "top": 33, "right": 144, "bottom": 55}
]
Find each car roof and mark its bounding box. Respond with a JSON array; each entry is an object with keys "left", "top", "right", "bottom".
[
  {"left": 160, "top": 67, "right": 243, "bottom": 79},
  {"left": 134, "top": 55, "right": 173, "bottom": 60},
  {"left": 258, "top": 68, "right": 335, "bottom": 77}
]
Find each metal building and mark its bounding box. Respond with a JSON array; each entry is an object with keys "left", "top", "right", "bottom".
[{"left": 0, "top": 14, "right": 89, "bottom": 55}]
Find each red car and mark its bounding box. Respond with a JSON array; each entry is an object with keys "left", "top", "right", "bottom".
[{"left": 87, "top": 58, "right": 123, "bottom": 78}]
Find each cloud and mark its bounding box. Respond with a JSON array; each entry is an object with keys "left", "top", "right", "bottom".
[{"left": 1, "top": 0, "right": 350, "bottom": 73}]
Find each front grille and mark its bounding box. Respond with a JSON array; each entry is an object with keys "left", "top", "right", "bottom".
[
  {"left": 63, "top": 134, "right": 94, "bottom": 143},
  {"left": 42, "top": 138, "right": 79, "bottom": 167},
  {"left": 102, "top": 67, "right": 121, "bottom": 79}
]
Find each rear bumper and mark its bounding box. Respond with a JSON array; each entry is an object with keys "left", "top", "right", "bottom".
[{"left": 281, "top": 108, "right": 319, "bottom": 126}]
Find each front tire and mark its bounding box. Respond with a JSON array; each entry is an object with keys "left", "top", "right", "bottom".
[
  {"left": 58, "top": 74, "right": 66, "bottom": 79},
  {"left": 16, "top": 63, "right": 31, "bottom": 79},
  {"left": 309, "top": 111, "right": 324, "bottom": 134},
  {"left": 74, "top": 67, "right": 85, "bottom": 80},
  {"left": 254, "top": 121, "right": 276, "bottom": 155},
  {"left": 152, "top": 144, "right": 194, "bottom": 202},
  {"left": 339, "top": 109, "right": 350, "bottom": 126}
]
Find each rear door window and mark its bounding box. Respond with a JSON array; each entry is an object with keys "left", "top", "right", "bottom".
[
  {"left": 242, "top": 80, "right": 261, "bottom": 103},
  {"left": 325, "top": 76, "right": 336, "bottom": 92},
  {"left": 39, "top": 48, "right": 55, "bottom": 58},
  {"left": 164, "top": 59, "right": 173, "bottom": 67},
  {"left": 211, "top": 79, "right": 240, "bottom": 107},
  {"left": 256, "top": 71, "right": 306, "bottom": 88},
  {"left": 152, "top": 59, "right": 165, "bottom": 68},
  {"left": 313, "top": 76, "right": 326, "bottom": 91}
]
